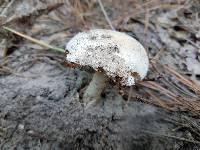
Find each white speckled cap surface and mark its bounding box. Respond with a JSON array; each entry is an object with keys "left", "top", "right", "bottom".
[{"left": 66, "top": 29, "right": 149, "bottom": 86}]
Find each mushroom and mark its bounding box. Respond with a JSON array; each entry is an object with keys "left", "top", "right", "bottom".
[
  {"left": 66, "top": 29, "right": 149, "bottom": 104},
  {"left": 2, "top": 26, "right": 149, "bottom": 104}
]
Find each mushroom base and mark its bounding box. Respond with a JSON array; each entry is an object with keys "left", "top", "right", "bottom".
[{"left": 83, "top": 71, "right": 108, "bottom": 103}]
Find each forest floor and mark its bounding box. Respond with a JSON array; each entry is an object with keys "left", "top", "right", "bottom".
[{"left": 1, "top": 0, "right": 200, "bottom": 150}]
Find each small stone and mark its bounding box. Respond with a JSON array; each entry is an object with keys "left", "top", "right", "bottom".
[{"left": 18, "top": 124, "right": 24, "bottom": 130}]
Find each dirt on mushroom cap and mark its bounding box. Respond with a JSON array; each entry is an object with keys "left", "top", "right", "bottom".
[{"left": 66, "top": 29, "right": 149, "bottom": 86}]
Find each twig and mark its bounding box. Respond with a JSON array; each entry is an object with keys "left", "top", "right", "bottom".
[{"left": 97, "top": 0, "right": 115, "bottom": 30}]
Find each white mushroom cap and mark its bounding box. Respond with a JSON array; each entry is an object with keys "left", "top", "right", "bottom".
[{"left": 66, "top": 29, "right": 149, "bottom": 86}]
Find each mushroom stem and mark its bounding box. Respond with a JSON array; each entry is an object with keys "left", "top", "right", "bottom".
[{"left": 83, "top": 71, "right": 108, "bottom": 103}]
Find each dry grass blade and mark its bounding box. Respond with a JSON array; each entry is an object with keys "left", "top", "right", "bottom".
[
  {"left": 142, "top": 130, "right": 200, "bottom": 144},
  {"left": 138, "top": 81, "right": 178, "bottom": 100},
  {"left": 144, "top": 9, "right": 149, "bottom": 50},
  {"left": 138, "top": 80, "right": 200, "bottom": 116},
  {"left": 70, "top": 0, "right": 86, "bottom": 25},
  {"left": 97, "top": 0, "right": 115, "bottom": 30},
  {"left": 164, "top": 65, "right": 200, "bottom": 94},
  {"left": 2, "top": 26, "right": 65, "bottom": 53},
  {"left": 0, "top": 66, "right": 38, "bottom": 78},
  {"left": 144, "top": 89, "right": 174, "bottom": 111}
]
